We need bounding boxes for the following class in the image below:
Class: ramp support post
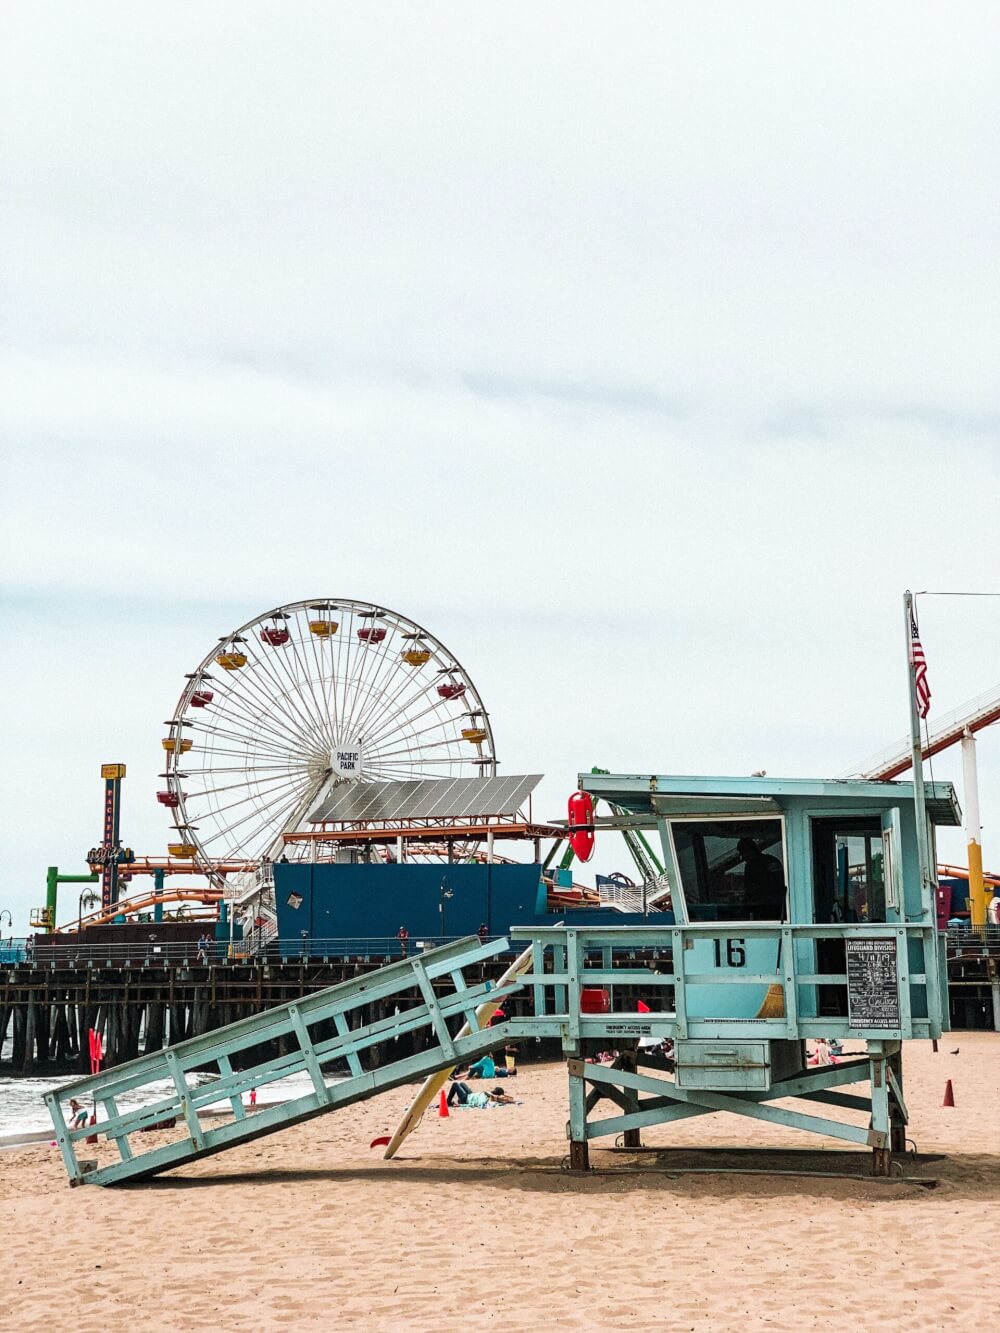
[619,1047,642,1148]
[567,1057,590,1171]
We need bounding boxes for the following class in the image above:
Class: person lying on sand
[447,1080,518,1108]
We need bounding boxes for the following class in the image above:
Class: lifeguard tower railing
[511,922,941,1042]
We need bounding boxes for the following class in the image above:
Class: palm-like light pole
[439,876,454,938]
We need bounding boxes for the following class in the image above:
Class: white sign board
[332,745,363,778]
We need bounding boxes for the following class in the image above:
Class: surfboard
[382,942,535,1159]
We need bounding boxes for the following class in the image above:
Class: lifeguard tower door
[812,816,889,1017]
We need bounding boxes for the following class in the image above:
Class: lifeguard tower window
[811,818,886,925]
[671,819,786,921]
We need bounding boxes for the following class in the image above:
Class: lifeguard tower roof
[581,772,962,826]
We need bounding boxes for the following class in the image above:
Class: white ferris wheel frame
[160,599,496,885]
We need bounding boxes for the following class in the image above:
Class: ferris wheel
[158,599,496,883]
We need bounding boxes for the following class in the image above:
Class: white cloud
[2,3,998,928]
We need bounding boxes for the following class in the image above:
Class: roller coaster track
[842,683,1000,781]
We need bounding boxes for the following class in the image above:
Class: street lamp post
[439,876,453,939]
[78,888,100,935]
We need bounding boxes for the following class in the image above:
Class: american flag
[909,607,931,718]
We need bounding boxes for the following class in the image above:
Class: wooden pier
[0,946,522,1078]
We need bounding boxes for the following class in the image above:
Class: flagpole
[904,590,933,917]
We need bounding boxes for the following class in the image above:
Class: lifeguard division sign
[846,938,901,1029]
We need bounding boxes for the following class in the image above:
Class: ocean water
[0,1035,330,1136]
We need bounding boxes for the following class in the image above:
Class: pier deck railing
[7,935,512,967]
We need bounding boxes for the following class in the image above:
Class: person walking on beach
[68,1098,89,1129]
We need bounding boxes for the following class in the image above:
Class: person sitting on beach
[68,1098,89,1129]
[809,1038,832,1066]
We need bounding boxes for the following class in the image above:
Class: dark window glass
[671,819,786,921]
[811,820,886,925]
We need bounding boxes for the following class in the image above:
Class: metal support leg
[620,1048,642,1148]
[567,1058,590,1171]
[888,1049,906,1155]
[869,1052,891,1177]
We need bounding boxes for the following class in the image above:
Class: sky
[1,3,998,931]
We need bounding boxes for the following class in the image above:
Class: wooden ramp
[46,935,522,1186]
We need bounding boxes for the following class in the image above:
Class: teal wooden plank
[164,1048,205,1152]
[288,1004,330,1102]
[886,1065,908,1122]
[781,927,798,1034]
[895,928,913,1035]
[671,928,688,1038]
[682,973,782,985]
[218,1055,246,1122]
[800,1090,873,1114]
[531,939,546,1017]
[555,942,568,1015]
[657,1084,875,1146]
[869,1055,890,1150]
[585,1101,711,1141]
[567,1062,587,1144]
[44,1092,84,1184]
[565,931,581,1046]
[410,960,457,1064]
[100,1097,133,1162]
[333,1012,364,1078]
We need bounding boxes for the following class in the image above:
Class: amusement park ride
[39,592,998,1185]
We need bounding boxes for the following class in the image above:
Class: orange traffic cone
[439,1089,450,1118]
[86,1113,98,1145]
[942,1079,955,1107]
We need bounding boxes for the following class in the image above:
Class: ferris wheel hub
[331,741,363,778]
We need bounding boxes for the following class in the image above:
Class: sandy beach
[1,1033,996,1332]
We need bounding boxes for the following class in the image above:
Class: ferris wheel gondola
[160,599,496,885]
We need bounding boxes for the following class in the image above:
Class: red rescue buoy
[567,789,595,863]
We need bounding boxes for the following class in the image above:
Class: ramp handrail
[46,934,524,1187]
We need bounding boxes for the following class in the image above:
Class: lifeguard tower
[45,767,957,1184]
[538,768,958,1175]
